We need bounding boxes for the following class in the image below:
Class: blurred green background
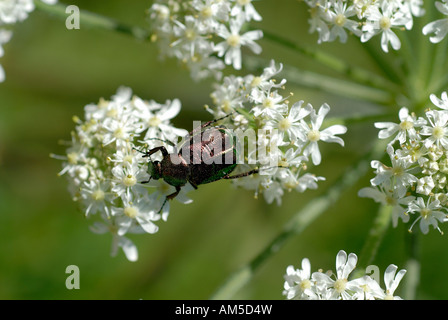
[1,0,448,299]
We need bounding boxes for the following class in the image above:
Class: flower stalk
[210,138,388,299]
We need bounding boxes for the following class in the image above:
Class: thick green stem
[210,139,387,300]
[355,205,392,274]
[34,0,149,40]
[403,232,420,300]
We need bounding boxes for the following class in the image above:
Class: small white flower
[311,250,361,300]
[374,107,426,144]
[283,258,317,300]
[300,103,347,165]
[250,88,288,118]
[370,145,418,197]
[379,264,407,300]
[408,197,448,234]
[350,275,385,300]
[423,1,448,43]
[361,1,409,52]
[111,162,150,198]
[420,109,448,149]
[358,186,414,227]
[112,194,160,236]
[326,0,362,43]
[265,101,313,142]
[430,91,448,110]
[214,17,263,70]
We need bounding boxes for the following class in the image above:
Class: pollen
[67,152,79,164]
[300,279,312,291]
[385,195,397,206]
[149,116,162,127]
[379,16,391,30]
[123,155,134,164]
[307,130,321,142]
[185,28,196,41]
[278,118,292,131]
[200,6,213,19]
[221,99,232,113]
[106,108,118,118]
[91,189,105,201]
[399,120,413,131]
[251,76,262,88]
[432,126,445,140]
[227,34,241,47]
[263,97,273,109]
[124,206,138,218]
[333,278,347,293]
[334,13,347,26]
[391,166,404,177]
[114,127,125,139]
[421,208,431,219]
[123,174,137,187]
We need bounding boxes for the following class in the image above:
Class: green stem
[323,111,398,128]
[403,232,420,300]
[354,205,392,275]
[34,0,149,40]
[210,139,388,300]
[357,37,403,84]
[259,28,400,93]
[245,56,394,105]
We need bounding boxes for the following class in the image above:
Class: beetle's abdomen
[189,162,237,186]
[187,128,237,186]
[160,154,189,187]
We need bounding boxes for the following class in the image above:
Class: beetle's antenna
[133,146,148,155]
[145,137,176,147]
[222,165,290,180]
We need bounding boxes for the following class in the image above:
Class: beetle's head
[148,160,162,180]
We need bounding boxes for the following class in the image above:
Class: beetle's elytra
[141,114,259,212]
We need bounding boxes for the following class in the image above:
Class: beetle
[139,114,259,212]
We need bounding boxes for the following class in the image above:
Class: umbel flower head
[52,86,191,261]
[283,250,406,300]
[147,0,263,81]
[359,91,448,234]
[304,0,448,52]
[206,60,347,205]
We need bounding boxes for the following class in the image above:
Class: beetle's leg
[140,177,152,184]
[143,146,168,158]
[157,186,181,214]
[223,169,259,180]
[189,181,199,190]
[166,185,182,200]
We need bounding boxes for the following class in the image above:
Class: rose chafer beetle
[139,114,259,212]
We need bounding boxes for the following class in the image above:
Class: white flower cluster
[148,0,263,81]
[283,250,406,300]
[53,86,191,261]
[359,92,448,234]
[206,60,347,205]
[303,0,448,52]
[0,0,57,82]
